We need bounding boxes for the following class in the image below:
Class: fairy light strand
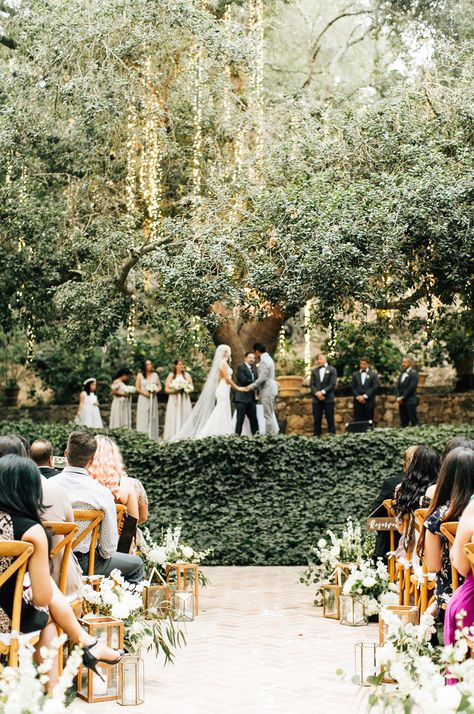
[192,45,204,213]
[304,300,313,378]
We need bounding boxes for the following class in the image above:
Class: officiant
[234,352,259,435]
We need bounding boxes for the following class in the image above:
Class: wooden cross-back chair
[116,504,127,535]
[412,508,436,614]
[382,499,398,582]
[440,521,461,592]
[72,510,104,576]
[0,541,38,667]
[43,521,79,675]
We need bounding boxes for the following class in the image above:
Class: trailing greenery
[1,420,471,565]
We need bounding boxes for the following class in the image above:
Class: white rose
[362,576,376,588]
[148,547,167,565]
[317,538,327,549]
[111,602,132,620]
[181,546,194,559]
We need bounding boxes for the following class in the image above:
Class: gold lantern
[142,583,170,618]
[166,562,200,615]
[378,605,419,644]
[118,653,144,706]
[77,617,124,703]
[334,563,357,587]
[354,642,381,686]
[172,590,195,622]
[339,595,368,627]
[322,584,341,619]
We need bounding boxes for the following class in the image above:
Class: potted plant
[275,350,304,397]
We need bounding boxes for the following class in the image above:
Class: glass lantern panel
[355,642,380,686]
[340,595,368,626]
[173,590,194,621]
[323,585,340,619]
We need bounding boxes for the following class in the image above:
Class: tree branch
[0,35,16,50]
[116,235,175,295]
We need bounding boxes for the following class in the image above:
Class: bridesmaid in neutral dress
[163,359,194,441]
[77,378,103,428]
[109,369,133,429]
[135,359,162,441]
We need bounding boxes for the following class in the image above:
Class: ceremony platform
[72,566,376,714]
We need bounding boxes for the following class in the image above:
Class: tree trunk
[212,303,283,367]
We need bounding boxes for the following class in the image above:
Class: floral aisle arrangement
[79,569,185,661]
[300,518,374,605]
[138,524,213,588]
[342,560,398,617]
[0,635,82,713]
[169,376,193,394]
[366,610,474,713]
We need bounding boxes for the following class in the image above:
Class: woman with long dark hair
[163,359,194,441]
[425,436,474,500]
[135,358,161,441]
[0,455,123,690]
[418,446,474,617]
[110,368,133,429]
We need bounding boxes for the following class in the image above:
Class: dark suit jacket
[310,365,337,404]
[38,466,61,479]
[234,363,258,404]
[369,474,402,560]
[396,369,419,405]
[351,369,380,408]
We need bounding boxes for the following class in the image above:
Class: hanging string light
[222,6,232,129]
[139,59,163,241]
[191,44,204,214]
[126,103,137,213]
[127,296,137,346]
[26,323,35,365]
[327,321,338,360]
[277,324,287,360]
[249,0,265,174]
[191,315,202,350]
[304,300,313,378]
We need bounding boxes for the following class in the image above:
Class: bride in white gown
[172,344,243,440]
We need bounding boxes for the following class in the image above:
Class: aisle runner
[72,566,377,714]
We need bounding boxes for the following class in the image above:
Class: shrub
[1,421,471,565]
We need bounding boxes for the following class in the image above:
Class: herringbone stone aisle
[72,567,377,714]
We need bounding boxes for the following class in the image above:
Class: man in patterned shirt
[51,431,144,584]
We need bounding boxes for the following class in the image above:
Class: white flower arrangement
[300,518,375,605]
[123,385,136,395]
[342,559,398,616]
[367,612,474,713]
[79,569,184,661]
[146,383,159,394]
[0,635,82,713]
[170,376,193,394]
[138,525,213,588]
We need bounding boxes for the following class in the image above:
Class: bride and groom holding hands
[173,342,278,440]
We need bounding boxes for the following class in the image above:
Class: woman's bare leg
[35,621,60,692]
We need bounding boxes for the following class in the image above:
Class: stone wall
[275,390,474,435]
[0,392,472,436]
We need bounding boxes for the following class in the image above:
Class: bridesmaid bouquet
[146,384,159,393]
[170,376,193,394]
[123,385,136,395]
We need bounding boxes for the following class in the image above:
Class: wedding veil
[172,344,230,440]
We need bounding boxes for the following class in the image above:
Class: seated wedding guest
[0,455,123,691]
[89,435,140,521]
[110,369,133,429]
[163,359,193,441]
[51,431,144,583]
[30,439,60,479]
[425,436,474,500]
[18,435,31,457]
[442,449,474,645]
[418,447,474,621]
[0,434,26,458]
[394,445,441,561]
[369,445,418,560]
[76,378,103,429]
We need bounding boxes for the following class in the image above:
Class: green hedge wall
[1,420,472,565]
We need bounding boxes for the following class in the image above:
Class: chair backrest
[414,508,428,534]
[382,499,396,517]
[43,521,78,594]
[116,505,127,535]
[0,541,35,666]
[72,510,104,576]
[440,521,458,545]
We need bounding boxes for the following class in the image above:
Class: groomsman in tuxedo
[310,353,338,437]
[234,352,259,435]
[351,356,380,423]
[396,356,419,427]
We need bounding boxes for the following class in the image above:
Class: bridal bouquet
[79,569,185,661]
[123,385,136,395]
[137,524,213,587]
[170,376,193,394]
[300,518,374,605]
[342,559,398,616]
[146,383,160,394]
[0,635,82,713]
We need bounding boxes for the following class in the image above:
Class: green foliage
[1,420,471,564]
[322,323,402,385]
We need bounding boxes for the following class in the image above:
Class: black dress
[0,511,49,634]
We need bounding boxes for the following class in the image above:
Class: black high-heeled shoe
[82,640,124,681]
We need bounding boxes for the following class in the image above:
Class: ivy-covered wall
[0,421,471,564]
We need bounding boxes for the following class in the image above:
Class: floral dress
[425,503,464,610]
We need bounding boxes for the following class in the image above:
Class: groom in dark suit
[234,352,259,435]
[310,353,338,437]
[351,356,380,423]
